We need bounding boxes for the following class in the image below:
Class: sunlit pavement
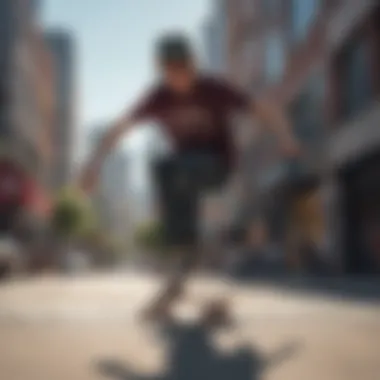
[0,273,380,380]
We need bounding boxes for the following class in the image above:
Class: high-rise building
[201,1,241,246]
[89,126,129,237]
[45,29,75,189]
[225,0,380,274]
[0,0,55,231]
[203,0,228,74]
[28,0,41,18]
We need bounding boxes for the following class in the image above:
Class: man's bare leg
[200,275,235,327]
[196,247,235,327]
[140,245,233,326]
[140,274,184,321]
[140,247,194,322]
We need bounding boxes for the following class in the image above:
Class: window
[262,0,281,19]
[264,33,285,84]
[290,0,318,43]
[242,37,256,63]
[0,1,12,73]
[290,73,324,151]
[339,37,373,120]
[241,36,258,79]
[241,0,255,18]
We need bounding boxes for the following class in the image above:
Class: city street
[0,273,379,380]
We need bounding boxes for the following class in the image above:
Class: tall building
[199,1,236,248]
[203,0,228,74]
[324,1,380,274]
[0,0,55,234]
[28,0,41,17]
[89,126,129,237]
[225,0,380,274]
[45,29,75,189]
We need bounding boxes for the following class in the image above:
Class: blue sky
[42,0,210,136]
[41,0,211,204]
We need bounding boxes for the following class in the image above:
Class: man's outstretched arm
[78,86,158,192]
[79,113,135,193]
[253,96,300,156]
[217,78,299,156]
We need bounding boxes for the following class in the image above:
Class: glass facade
[264,32,285,84]
[340,37,373,120]
[290,0,318,43]
[262,0,281,19]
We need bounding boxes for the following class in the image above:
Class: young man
[80,33,300,321]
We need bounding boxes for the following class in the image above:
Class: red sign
[25,181,51,216]
[0,161,24,204]
[0,160,51,217]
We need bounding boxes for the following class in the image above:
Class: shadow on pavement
[96,320,300,380]
[240,276,380,304]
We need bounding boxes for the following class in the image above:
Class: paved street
[0,273,380,380]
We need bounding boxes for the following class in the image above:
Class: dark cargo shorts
[153,152,229,255]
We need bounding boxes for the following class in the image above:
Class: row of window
[290,26,378,147]
[338,35,374,120]
[290,24,377,140]
[264,0,319,84]
[264,1,379,117]
[290,73,324,142]
[260,0,319,39]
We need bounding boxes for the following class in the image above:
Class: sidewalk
[242,275,380,304]
[0,274,379,380]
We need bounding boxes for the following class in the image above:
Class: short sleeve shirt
[131,75,251,167]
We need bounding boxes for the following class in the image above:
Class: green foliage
[81,225,128,262]
[51,187,97,238]
[134,220,167,254]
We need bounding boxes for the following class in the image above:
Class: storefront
[0,159,51,239]
[0,160,27,233]
[255,153,327,272]
[285,176,326,272]
[340,150,380,274]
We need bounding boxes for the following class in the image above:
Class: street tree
[134,220,168,258]
[51,187,97,240]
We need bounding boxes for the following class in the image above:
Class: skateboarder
[79,33,300,322]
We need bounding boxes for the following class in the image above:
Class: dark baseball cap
[156,33,193,64]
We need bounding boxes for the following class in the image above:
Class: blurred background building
[0,0,378,277]
[0,0,56,239]
[45,28,75,189]
[202,0,228,74]
[89,126,129,239]
[218,0,380,275]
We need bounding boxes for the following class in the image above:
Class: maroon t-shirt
[131,75,250,168]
